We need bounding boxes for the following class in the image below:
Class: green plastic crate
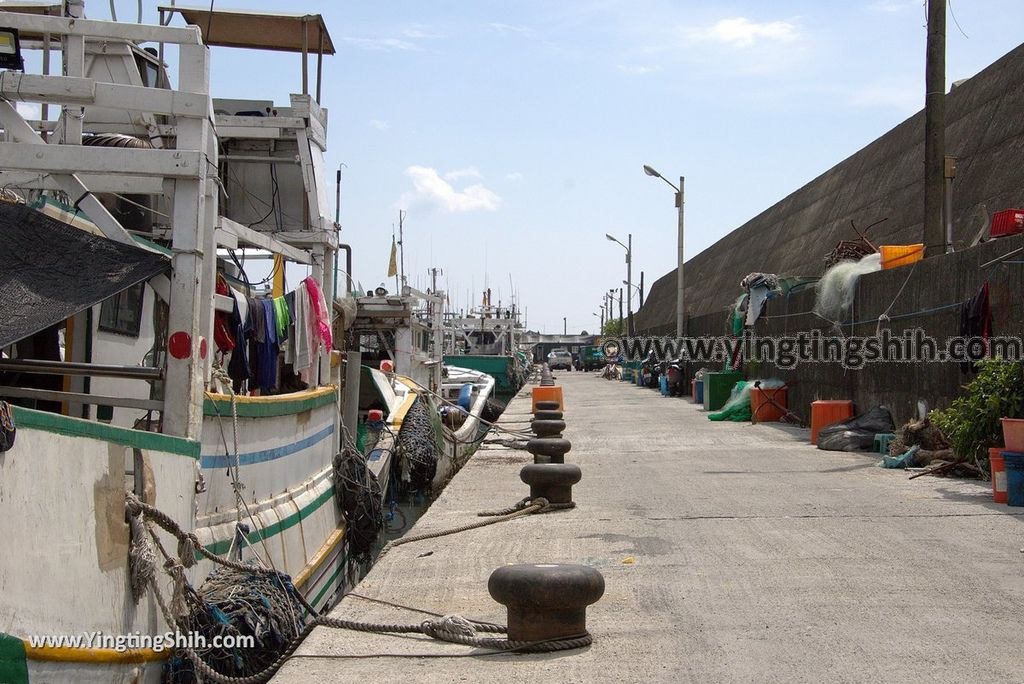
[703,371,744,411]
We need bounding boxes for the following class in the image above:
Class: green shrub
[930,360,1024,467]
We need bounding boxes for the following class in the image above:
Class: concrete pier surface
[276,373,1024,683]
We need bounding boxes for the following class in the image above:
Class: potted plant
[930,360,1024,469]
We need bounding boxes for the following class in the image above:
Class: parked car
[547,349,573,370]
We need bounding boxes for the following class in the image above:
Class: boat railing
[0,359,165,412]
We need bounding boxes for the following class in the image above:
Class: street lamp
[606,232,633,335]
[643,164,684,337]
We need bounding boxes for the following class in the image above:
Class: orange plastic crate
[810,400,854,444]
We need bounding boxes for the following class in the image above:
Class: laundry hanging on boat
[291,281,315,382]
[216,274,331,394]
[304,276,333,350]
[273,295,290,343]
[227,288,252,391]
[213,274,236,354]
[256,298,279,393]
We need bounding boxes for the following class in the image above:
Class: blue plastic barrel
[1004,451,1024,507]
[695,380,704,405]
[457,383,473,411]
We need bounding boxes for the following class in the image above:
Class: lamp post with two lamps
[643,164,684,337]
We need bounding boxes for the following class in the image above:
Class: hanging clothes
[273,295,290,343]
[303,277,333,350]
[227,288,252,392]
[960,282,992,374]
[256,298,279,393]
[213,274,236,353]
[291,284,314,381]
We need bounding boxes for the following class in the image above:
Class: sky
[95,1,1024,332]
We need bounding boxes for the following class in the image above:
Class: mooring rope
[127,491,587,683]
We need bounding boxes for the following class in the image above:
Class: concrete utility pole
[675,176,684,337]
[643,165,685,337]
[924,0,946,257]
[626,234,632,335]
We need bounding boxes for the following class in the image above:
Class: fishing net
[395,396,440,495]
[813,252,881,322]
[708,379,786,422]
[167,566,306,682]
[333,447,383,564]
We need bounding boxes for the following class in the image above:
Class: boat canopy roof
[158,6,335,54]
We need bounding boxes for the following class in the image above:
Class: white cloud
[443,167,482,182]
[504,171,524,181]
[343,36,421,52]
[401,26,444,39]
[487,22,534,36]
[617,64,658,75]
[369,119,389,131]
[400,166,502,213]
[689,17,800,48]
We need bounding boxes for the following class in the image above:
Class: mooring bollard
[488,563,604,642]
[527,437,571,463]
[520,462,580,503]
[531,419,565,438]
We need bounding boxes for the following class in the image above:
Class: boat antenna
[398,210,406,288]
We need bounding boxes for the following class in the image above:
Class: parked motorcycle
[640,351,661,389]
[665,358,686,397]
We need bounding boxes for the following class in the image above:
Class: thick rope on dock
[125,491,589,684]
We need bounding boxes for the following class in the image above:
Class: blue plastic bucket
[695,380,704,405]
[659,375,669,395]
[1004,451,1024,507]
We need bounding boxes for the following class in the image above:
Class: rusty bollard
[488,563,604,642]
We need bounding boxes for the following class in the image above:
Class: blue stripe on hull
[201,423,335,468]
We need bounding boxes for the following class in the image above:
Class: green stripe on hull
[200,486,336,558]
[203,390,337,418]
[11,406,199,459]
[310,552,349,610]
[0,632,29,684]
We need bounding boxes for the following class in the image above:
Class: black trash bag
[816,405,895,452]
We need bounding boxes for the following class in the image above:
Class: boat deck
[276,372,1024,683]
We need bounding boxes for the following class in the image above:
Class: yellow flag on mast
[387,237,398,278]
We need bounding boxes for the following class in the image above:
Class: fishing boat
[443,289,530,405]
[348,286,497,501]
[0,4,356,681]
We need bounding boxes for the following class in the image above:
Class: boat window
[98,283,144,337]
